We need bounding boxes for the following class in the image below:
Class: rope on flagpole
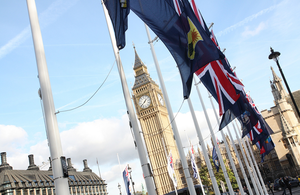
[139,98,185,136]
[55,60,116,114]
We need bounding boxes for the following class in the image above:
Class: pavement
[266,185,300,195]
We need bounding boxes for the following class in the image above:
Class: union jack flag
[195,60,240,116]
[167,151,177,187]
[123,165,132,195]
[190,145,199,179]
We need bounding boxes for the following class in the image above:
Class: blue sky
[1,0,300,194]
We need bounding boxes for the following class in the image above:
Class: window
[69,175,76,181]
[181,177,186,184]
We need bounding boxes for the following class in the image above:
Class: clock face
[157,93,164,106]
[138,95,151,109]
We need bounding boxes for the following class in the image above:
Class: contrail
[216,3,281,37]
[0,0,80,59]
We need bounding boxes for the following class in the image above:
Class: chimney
[1,152,8,165]
[67,158,76,172]
[27,154,39,171]
[0,152,12,172]
[83,159,92,172]
[48,157,52,171]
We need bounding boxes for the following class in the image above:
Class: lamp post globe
[268,47,300,118]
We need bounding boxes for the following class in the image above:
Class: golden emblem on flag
[187,17,203,60]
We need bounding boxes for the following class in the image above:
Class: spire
[132,46,158,90]
[270,66,287,99]
[133,45,146,70]
[271,66,281,83]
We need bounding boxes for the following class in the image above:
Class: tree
[199,158,238,192]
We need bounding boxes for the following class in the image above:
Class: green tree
[199,158,237,192]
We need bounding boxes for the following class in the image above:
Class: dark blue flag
[219,91,272,144]
[212,146,219,172]
[122,166,132,195]
[104,0,130,49]
[130,0,224,98]
[260,136,275,162]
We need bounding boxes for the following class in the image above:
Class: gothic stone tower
[261,67,300,173]
[131,48,183,195]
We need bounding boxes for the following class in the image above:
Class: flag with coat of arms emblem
[130,0,224,98]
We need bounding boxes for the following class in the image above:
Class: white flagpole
[227,127,253,195]
[235,123,266,195]
[194,79,234,195]
[117,153,126,195]
[102,3,156,195]
[208,93,245,195]
[241,135,264,195]
[144,24,196,195]
[232,122,260,195]
[185,131,206,195]
[96,158,102,178]
[162,139,178,195]
[192,78,220,195]
[245,136,269,195]
[186,97,216,195]
[26,1,70,194]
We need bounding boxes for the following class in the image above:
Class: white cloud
[217,3,279,37]
[0,125,28,152]
[28,114,137,169]
[242,22,266,38]
[2,109,220,194]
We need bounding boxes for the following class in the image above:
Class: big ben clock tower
[131,47,184,195]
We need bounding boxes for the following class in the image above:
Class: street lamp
[268,47,300,118]
[127,165,136,195]
[118,183,122,195]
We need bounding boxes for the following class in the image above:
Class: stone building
[259,67,300,180]
[0,152,107,195]
[131,48,185,195]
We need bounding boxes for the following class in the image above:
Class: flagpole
[234,121,264,195]
[208,93,245,195]
[232,122,260,195]
[144,24,196,195]
[240,135,264,195]
[184,131,206,195]
[162,139,178,195]
[186,97,217,195]
[192,78,220,195]
[26,1,70,194]
[244,136,269,195]
[227,127,253,195]
[235,123,267,195]
[96,158,102,178]
[117,153,126,195]
[194,78,234,195]
[102,3,156,195]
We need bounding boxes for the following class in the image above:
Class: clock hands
[141,99,147,106]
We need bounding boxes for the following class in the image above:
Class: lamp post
[268,47,300,118]
[127,165,136,195]
[118,183,122,195]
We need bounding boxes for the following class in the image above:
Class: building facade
[259,67,300,180]
[0,152,107,195]
[131,48,185,195]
